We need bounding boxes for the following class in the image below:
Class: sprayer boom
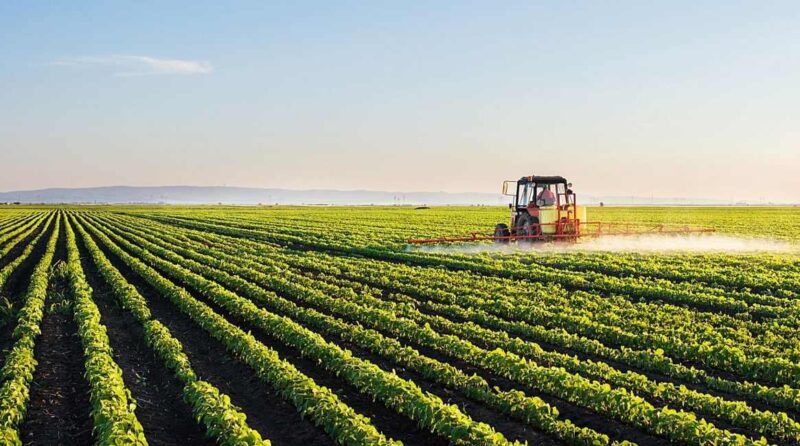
[407,174,715,245]
[408,221,715,245]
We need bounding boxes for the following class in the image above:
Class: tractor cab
[496,175,586,241]
[509,176,573,210]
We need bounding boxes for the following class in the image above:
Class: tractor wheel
[493,223,510,244]
[516,214,541,241]
[560,217,576,234]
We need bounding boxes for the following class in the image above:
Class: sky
[1,1,798,203]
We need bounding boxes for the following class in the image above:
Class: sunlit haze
[1,1,798,203]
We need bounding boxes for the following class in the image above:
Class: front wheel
[516,214,541,241]
[493,223,510,244]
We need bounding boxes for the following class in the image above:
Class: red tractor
[492,175,584,242]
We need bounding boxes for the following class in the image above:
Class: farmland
[0,206,797,445]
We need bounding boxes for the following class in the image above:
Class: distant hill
[0,185,746,206]
[0,186,506,205]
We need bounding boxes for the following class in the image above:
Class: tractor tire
[560,217,576,235]
[493,223,510,244]
[516,214,541,241]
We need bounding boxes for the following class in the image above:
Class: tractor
[493,175,585,242]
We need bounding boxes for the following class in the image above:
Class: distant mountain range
[0,185,767,206]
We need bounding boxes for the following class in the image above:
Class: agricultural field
[0,206,798,446]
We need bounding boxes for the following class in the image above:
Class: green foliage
[0,214,60,440]
[71,214,269,445]
[0,297,15,328]
[63,216,148,445]
[0,204,797,446]
[77,215,393,445]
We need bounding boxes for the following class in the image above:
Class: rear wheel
[493,224,510,244]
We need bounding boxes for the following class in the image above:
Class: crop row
[0,213,44,244]
[521,252,800,297]
[63,215,148,443]
[0,213,49,260]
[0,213,60,444]
[0,213,56,291]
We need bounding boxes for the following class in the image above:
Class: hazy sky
[1,1,798,202]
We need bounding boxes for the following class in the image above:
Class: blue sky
[1,1,798,202]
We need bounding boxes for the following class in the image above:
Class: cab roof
[518,175,568,185]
